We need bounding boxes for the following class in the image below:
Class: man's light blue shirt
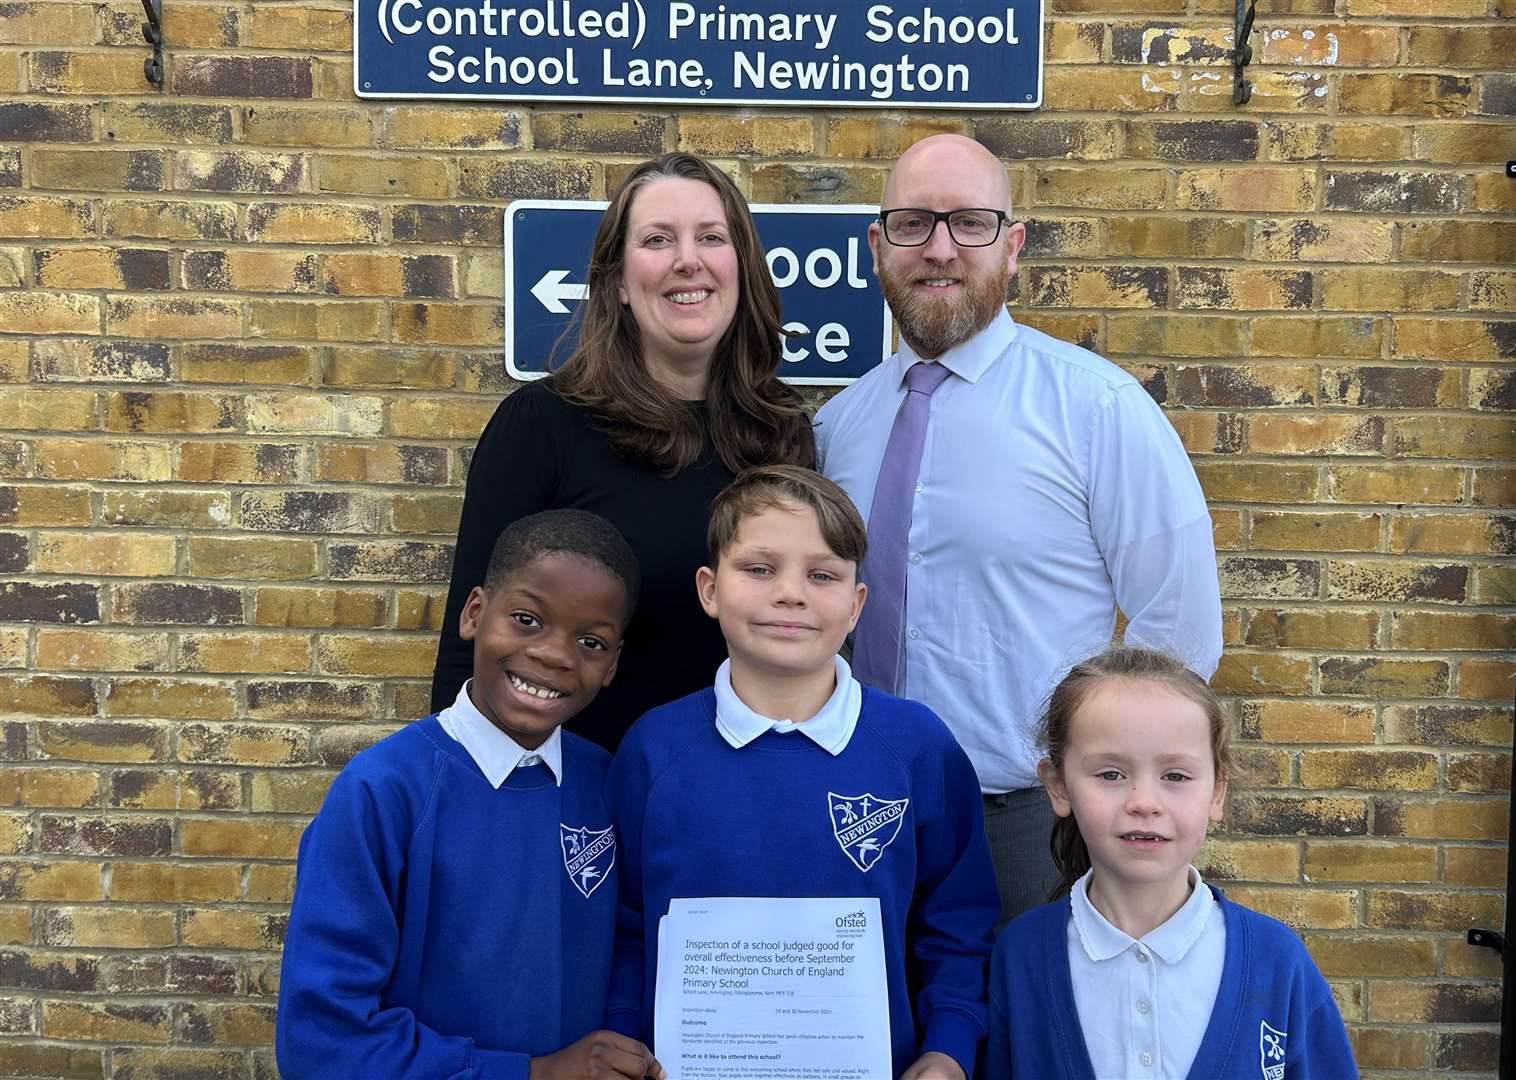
[816,310,1222,791]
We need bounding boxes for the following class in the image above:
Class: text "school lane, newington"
[356,0,1044,109]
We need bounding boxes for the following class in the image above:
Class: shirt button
[909,627,921,639]
[909,553,923,565]
[1134,950,1148,964]
[1140,1051,1153,1067]
[1136,999,1151,1014]
[914,482,924,494]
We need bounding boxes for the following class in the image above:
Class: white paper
[654,897,892,1080]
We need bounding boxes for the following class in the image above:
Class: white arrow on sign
[531,269,589,315]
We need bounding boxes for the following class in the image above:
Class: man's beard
[879,256,1010,359]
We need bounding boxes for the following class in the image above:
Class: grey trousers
[982,786,1060,932]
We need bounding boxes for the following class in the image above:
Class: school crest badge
[1259,1019,1287,1080]
[828,792,908,872]
[559,823,615,899]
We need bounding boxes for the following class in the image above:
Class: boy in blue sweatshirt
[607,466,999,1080]
[277,510,664,1080]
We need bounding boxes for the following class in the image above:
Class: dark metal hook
[1233,0,1258,106]
[140,0,164,88]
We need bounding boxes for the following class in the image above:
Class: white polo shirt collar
[713,655,862,756]
[436,680,563,787]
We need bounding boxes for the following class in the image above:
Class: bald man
[816,135,1223,925]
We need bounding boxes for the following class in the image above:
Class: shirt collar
[713,655,862,755]
[892,308,1017,387]
[436,681,563,787]
[1070,866,1215,964]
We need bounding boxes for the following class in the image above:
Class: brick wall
[0,0,1511,1075]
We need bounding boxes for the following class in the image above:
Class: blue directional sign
[504,201,890,385]
[355,1,1043,110]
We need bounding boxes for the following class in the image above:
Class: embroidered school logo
[559,823,615,899]
[827,792,908,872]
[1259,1020,1288,1080]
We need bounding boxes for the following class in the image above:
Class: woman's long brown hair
[549,153,815,476]
[1040,646,1237,900]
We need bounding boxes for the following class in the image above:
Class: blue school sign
[355,1,1043,109]
[504,201,890,385]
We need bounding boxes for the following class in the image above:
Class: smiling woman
[431,153,817,751]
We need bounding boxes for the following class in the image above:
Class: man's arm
[1086,382,1223,678]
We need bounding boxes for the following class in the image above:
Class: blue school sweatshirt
[983,886,1356,1080]
[275,715,618,1080]
[605,687,999,1078]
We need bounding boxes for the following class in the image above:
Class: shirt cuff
[921,1010,982,1078]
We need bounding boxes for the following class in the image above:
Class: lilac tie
[852,361,952,693]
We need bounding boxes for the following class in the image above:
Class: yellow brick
[105,297,241,339]
[316,636,434,678]
[680,115,814,157]
[246,393,384,436]
[1394,318,1515,362]
[395,590,447,631]
[249,771,335,814]
[1391,514,1509,556]
[1241,701,1375,744]
[181,908,286,949]
[1043,68,1179,112]
[246,299,387,342]
[1352,1028,1431,1071]
[1195,462,1320,504]
[1444,847,1507,889]
[253,587,389,629]
[1339,72,1472,117]
[1300,750,1438,791]
[0,859,103,901]
[1459,659,1515,701]
[246,864,296,903]
[185,537,317,580]
[1394,417,1515,461]
[1196,838,1300,883]
[176,442,308,484]
[43,1000,172,1043]
[1250,316,1383,360]
[1033,168,1166,210]
[392,303,501,347]
[1176,167,1316,211]
[111,861,240,902]
[0,292,99,335]
[103,679,237,721]
[1225,885,1359,930]
[1309,935,1436,978]
[825,116,966,159]
[387,399,497,440]
[40,906,175,948]
[0,388,96,430]
[181,818,304,859]
[323,348,456,389]
[1327,466,1463,505]
[1249,416,1383,456]
[1320,270,1461,313]
[1250,512,1381,553]
[385,106,522,150]
[36,630,171,673]
[1213,651,1312,694]
[178,721,309,766]
[246,6,351,49]
[179,633,312,674]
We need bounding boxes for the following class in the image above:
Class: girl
[983,647,1354,1079]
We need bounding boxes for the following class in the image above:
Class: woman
[431,152,816,751]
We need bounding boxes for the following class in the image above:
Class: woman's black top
[430,379,735,752]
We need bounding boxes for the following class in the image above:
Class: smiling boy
[606,466,999,1080]
[277,510,663,1080]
